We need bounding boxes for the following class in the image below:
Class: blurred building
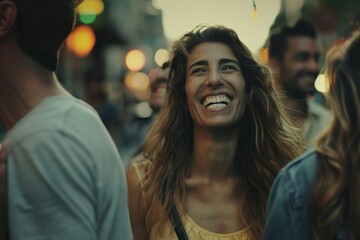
[57,0,169,163]
[60,0,167,92]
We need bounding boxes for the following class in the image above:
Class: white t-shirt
[5,96,132,240]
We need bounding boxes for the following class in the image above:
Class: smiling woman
[185,42,246,128]
[126,25,305,240]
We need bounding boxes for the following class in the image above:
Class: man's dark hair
[268,19,317,61]
[12,0,83,71]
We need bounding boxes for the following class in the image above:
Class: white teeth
[207,103,227,109]
[203,95,231,108]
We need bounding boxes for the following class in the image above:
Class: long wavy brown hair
[310,33,360,239]
[141,25,304,239]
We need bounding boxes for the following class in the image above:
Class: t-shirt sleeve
[93,134,133,240]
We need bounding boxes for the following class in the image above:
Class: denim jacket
[263,150,347,240]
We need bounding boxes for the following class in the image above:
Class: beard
[283,70,319,99]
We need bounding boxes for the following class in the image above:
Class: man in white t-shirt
[0,0,132,239]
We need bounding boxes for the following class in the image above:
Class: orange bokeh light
[66,25,96,58]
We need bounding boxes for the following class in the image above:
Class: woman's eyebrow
[219,58,239,66]
[188,58,239,71]
[188,60,208,71]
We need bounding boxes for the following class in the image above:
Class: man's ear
[0,0,17,37]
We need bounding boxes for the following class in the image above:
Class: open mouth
[202,94,231,109]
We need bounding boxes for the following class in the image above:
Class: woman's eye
[222,65,238,72]
[191,67,207,75]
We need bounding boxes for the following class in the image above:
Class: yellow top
[131,161,251,240]
[152,214,251,240]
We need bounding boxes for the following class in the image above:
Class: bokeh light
[154,49,169,66]
[134,102,153,118]
[125,50,146,71]
[124,72,150,91]
[79,14,97,24]
[315,74,329,93]
[133,88,151,102]
[66,25,96,58]
[77,0,104,15]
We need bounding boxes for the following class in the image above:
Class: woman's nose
[206,70,223,87]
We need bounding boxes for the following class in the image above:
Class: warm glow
[77,0,104,15]
[134,102,153,118]
[125,50,146,71]
[259,47,268,64]
[133,88,151,102]
[66,25,96,58]
[154,49,169,66]
[315,74,329,93]
[124,72,150,91]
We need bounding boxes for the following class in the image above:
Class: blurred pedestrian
[268,19,330,148]
[263,31,360,240]
[83,66,120,143]
[0,0,132,239]
[148,60,170,114]
[129,60,170,163]
[126,25,304,240]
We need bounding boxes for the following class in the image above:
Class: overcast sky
[154,0,281,53]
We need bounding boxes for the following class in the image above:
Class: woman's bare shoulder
[126,159,152,187]
[126,160,151,240]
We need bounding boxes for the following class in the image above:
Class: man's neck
[0,68,69,130]
[283,95,309,128]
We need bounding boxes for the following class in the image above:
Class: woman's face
[185,42,246,129]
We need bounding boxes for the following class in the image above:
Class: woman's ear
[0,0,17,37]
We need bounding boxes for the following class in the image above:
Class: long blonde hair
[310,33,360,239]
[141,25,304,239]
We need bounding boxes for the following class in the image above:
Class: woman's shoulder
[126,158,153,187]
[126,159,152,240]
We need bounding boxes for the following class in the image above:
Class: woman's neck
[190,125,239,180]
